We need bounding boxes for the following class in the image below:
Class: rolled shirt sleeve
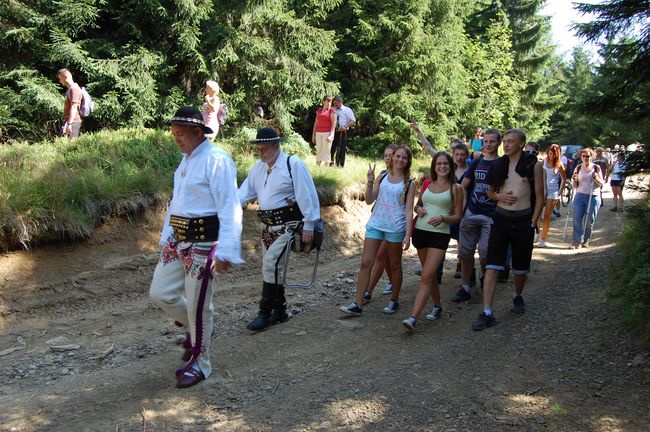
[291,158,321,231]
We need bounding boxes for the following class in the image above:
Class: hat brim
[169,120,213,135]
[249,136,283,144]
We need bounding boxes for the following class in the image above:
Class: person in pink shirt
[311,96,337,166]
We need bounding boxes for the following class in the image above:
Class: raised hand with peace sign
[367,163,376,183]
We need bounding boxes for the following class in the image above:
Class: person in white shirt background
[149,107,243,389]
[239,128,321,333]
[330,96,356,168]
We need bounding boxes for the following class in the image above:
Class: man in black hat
[149,106,243,388]
[239,127,321,332]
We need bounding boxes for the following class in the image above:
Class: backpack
[79,87,94,117]
[217,102,228,126]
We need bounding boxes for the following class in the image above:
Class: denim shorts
[365,225,405,243]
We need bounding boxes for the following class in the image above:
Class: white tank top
[543,160,561,193]
[367,176,407,233]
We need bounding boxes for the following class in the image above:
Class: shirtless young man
[472,129,544,331]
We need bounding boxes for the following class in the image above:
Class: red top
[315,107,335,133]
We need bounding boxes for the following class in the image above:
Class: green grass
[607,196,650,347]
[0,128,433,250]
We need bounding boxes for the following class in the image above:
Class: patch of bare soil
[0,186,648,431]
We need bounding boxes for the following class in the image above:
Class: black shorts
[610,179,624,188]
[485,212,534,275]
[412,228,451,250]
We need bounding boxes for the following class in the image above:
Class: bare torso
[498,161,532,211]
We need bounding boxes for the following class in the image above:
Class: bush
[607,196,650,347]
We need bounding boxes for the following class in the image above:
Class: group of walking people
[339,125,545,332]
[145,94,625,390]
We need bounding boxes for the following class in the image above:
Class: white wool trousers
[150,240,216,377]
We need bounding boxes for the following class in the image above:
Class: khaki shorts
[315,132,332,163]
[458,210,492,261]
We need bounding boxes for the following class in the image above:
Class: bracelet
[440,215,445,223]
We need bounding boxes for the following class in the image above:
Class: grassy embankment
[0,128,430,250]
[607,197,650,347]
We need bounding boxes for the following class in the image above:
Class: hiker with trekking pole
[570,148,605,249]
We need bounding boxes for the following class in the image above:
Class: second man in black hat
[239,128,321,332]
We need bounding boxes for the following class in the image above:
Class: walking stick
[561,185,572,242]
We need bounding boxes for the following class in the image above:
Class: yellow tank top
[415,187,452,234]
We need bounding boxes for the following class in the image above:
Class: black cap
[170,106,213,135]
[249,127,282,144]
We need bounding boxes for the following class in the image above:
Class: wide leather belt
[169,214,219,242]
[256,204,303,226]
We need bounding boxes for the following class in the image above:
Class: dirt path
[0,186,648,432]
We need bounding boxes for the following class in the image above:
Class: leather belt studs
[169,214,220,242]
[256,204,303,226]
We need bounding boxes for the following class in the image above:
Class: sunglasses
[582,154,591,158]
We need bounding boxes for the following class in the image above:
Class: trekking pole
[581,179,596,244]
[561,185,572,242]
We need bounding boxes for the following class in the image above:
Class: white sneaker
[382,283,393,295]
[383,300,399,314]
[425,306,442,321]
[402,316,416,330]
[537,239,546,248]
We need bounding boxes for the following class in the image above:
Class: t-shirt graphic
[466,158,497,216]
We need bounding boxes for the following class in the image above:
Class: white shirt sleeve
[238,165,258,206]
[208,155,244,264]
[291,158,321,231]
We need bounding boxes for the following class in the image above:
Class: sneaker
[512,295,526,314]
[383,300,399,314]
[537,239,546,248]
[451,287,471,303]
[454,263,462,279]
[362,291,372,304]
[609,207,618,212]
[402,316,417,330]
[382,283,393,295]
[415,267,422,276]
[425,306,443,321]
[339,303,362,316]
[553,209,561,218]
[472,312,496,331]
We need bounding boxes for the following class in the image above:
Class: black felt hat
[170,106,213,135]
[249,127,283,144]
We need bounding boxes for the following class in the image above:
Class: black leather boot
[247,282,275,332]
[270,284,290,325]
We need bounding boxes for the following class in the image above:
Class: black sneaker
[451,287,471,303]
[512,295,525,314]
[363,291,372,304]
[472,312,496,331]
[553,208,561,218]
[339,303,362,316]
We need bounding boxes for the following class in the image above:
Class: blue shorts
[365,225,405,243]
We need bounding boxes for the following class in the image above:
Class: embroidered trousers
[150,240,216,377]
[262,222,301,285]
